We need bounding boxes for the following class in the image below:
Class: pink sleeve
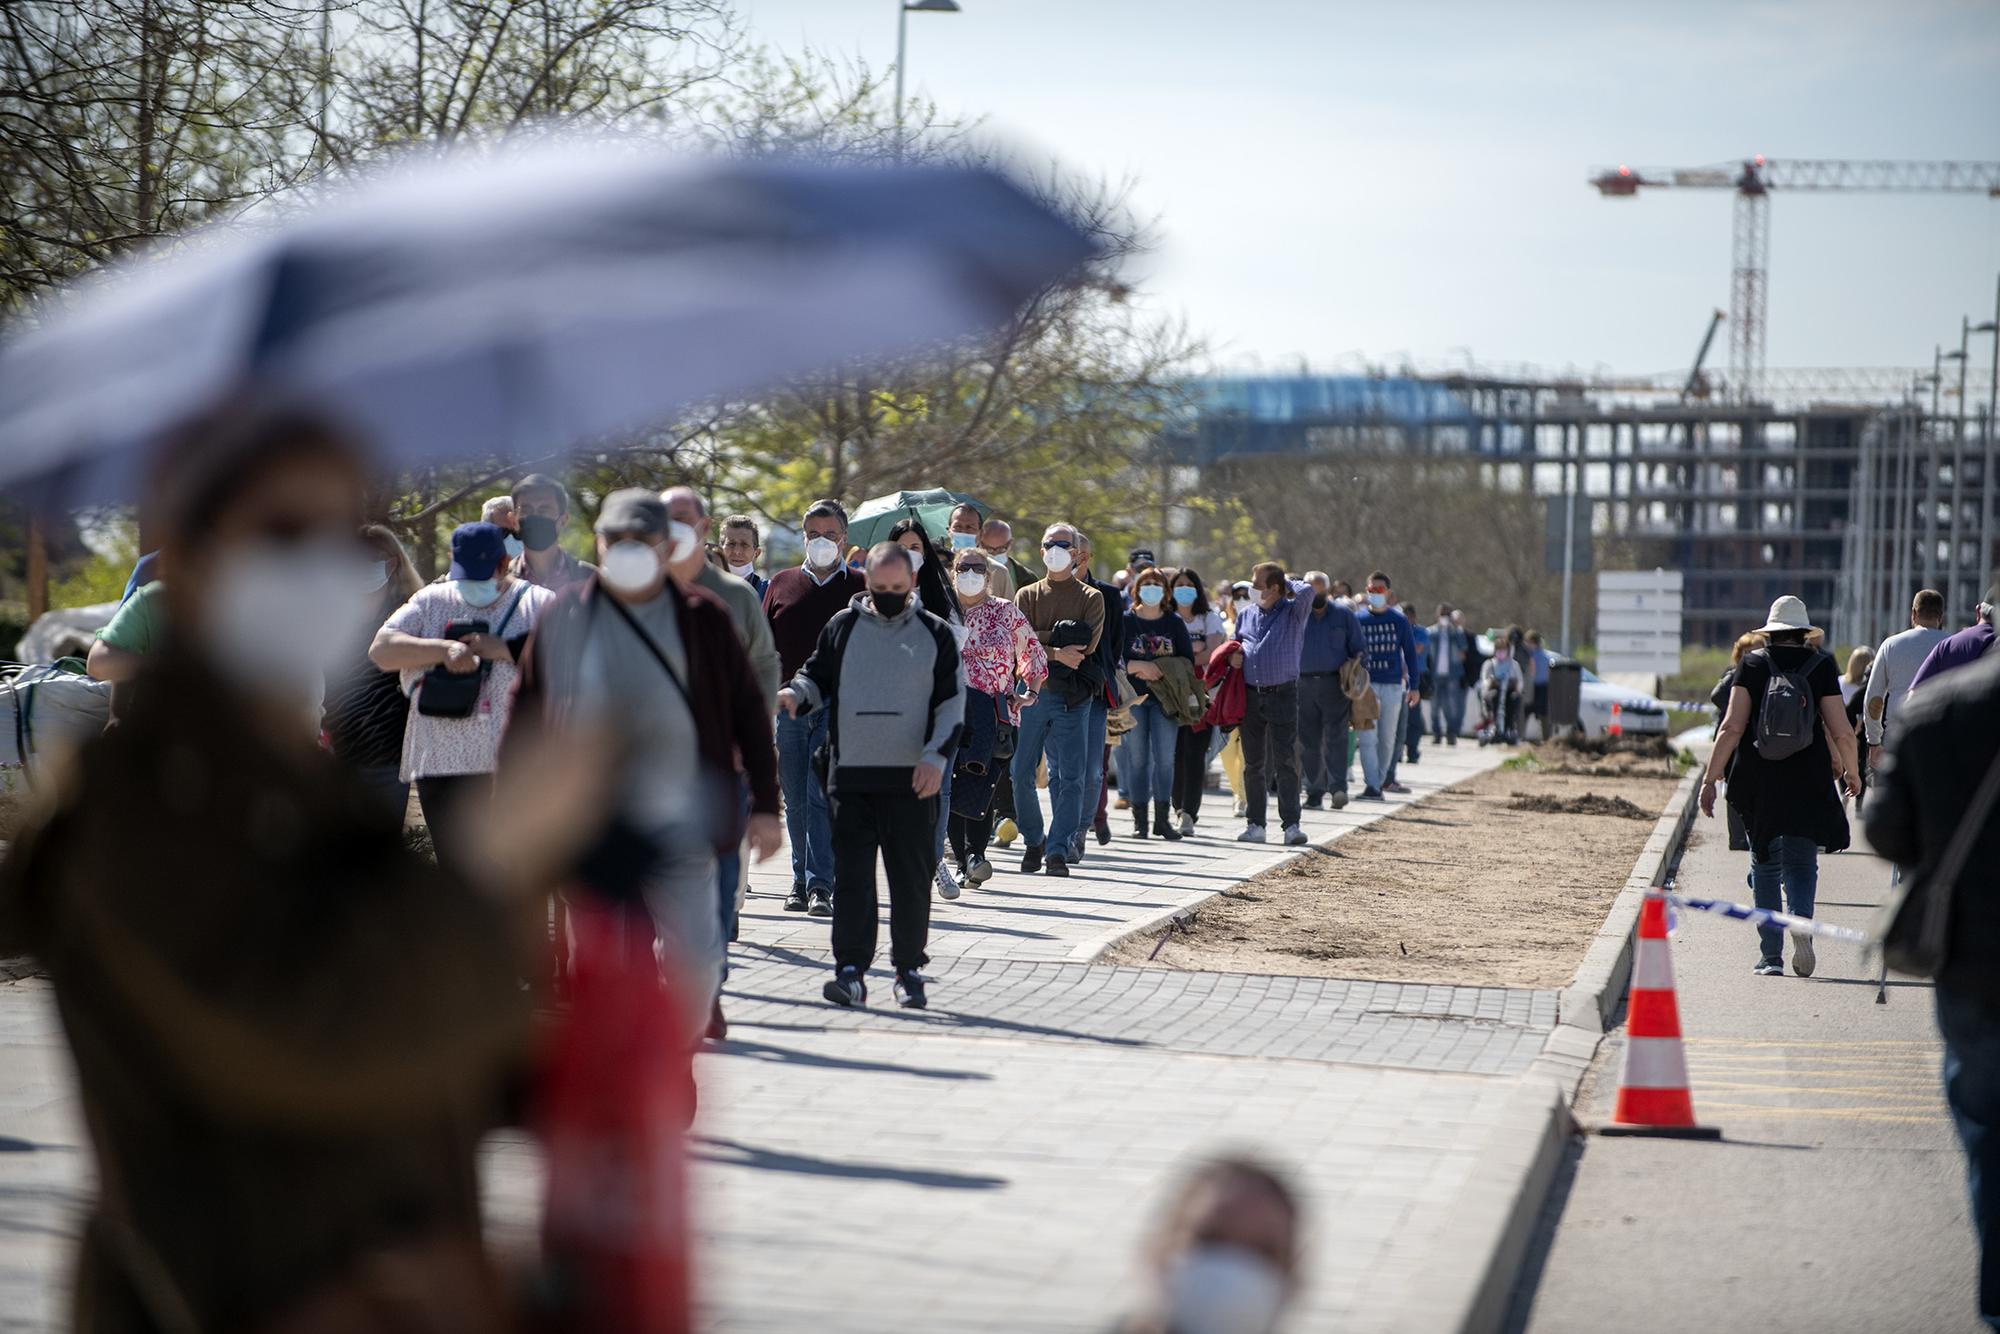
[1013,605,1049,681]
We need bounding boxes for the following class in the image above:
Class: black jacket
[1085,572,1124,703]
[1045,618,1103,708]
[1864,654,2000,1003]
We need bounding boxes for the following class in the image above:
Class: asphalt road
[1510,818,1984,1334]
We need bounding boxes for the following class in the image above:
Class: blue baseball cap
[448,522,508,580]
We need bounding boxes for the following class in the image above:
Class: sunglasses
[1042,540,1073,550]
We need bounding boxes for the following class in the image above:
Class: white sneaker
[935,863,961,901]
[1790,930,1816,978]
[1237,824,1267,844]
[1283,824,1309,846]
[1178,812,1196,836]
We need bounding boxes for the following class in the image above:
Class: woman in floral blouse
[944,546,1049,891]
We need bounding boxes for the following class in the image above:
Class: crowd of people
[78,463,1556,1027]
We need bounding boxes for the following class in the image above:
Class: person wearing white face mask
[942,547,1047,893]
[509,489,780,1047]
[1,404,560,1331]
[371,520,555,880]
[718,513,767,597]
[322,523,424,827]
[482,495,524,565]
[761,498,866,915]
[1117,1156,1302,1334]
[661,488,782,1034]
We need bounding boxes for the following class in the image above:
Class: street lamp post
[1975,275,2000,599]
[893,0,961,161]
[1948,324,1971,619]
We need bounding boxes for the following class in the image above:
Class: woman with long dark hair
[888,516,961,629]
[323,523,425,828]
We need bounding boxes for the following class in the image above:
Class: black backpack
[1752,648,1827,761]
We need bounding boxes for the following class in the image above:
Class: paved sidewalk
[1512,824,1981,1334]
[1,740,1564,1333]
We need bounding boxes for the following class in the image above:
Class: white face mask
[1163,1246,1289,1334]
[950,532,978,550]
[954,570,988,597]
[454,578,501,608]
[729,561,757,580]
[199,541,376,699]
[902,544,924,571]
[1043,545,1073,574]
[805,536,841,570]
[361,561,389,594]
[602,539,663,593]
[502,534,525,561]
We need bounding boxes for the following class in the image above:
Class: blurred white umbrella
[0,138,1094,503]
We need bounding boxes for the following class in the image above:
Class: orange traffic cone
[1600,893,1720,1139]
[1608,702,1623,737]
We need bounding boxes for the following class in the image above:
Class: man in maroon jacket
[761,499,866,915]
[509,490,779,1043]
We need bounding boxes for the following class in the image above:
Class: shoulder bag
[1877,741,2000,977]
[416,586,527,719]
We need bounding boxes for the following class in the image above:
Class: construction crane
[1589,158,2000,402]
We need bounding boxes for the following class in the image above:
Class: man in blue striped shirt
[1234,562,1315,846]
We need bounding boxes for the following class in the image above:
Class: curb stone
[1419,767,1700,1334]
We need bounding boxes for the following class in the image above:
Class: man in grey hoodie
[778,542,965,1009]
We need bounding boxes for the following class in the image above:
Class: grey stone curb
[1422,766,1701,1334]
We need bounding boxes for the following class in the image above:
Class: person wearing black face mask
[510,473,594,593]
[778,543,965,1010]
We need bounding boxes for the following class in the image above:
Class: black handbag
[415,588,526,718]
[1877,743,2000,977]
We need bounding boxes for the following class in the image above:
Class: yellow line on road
[1696,1105,1953,1125]
[1697,1080,1947,1096]
[1685,1039,1939,1050]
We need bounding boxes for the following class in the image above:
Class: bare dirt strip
[1108,748,1683,989]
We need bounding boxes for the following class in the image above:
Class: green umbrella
[846,488,989,551]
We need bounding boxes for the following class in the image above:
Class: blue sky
[740,0,2000,378]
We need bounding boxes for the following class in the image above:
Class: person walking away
[1523,630,1552,741]
[1297,572,1365,811]
[1074,532,1125,858]
[1863,652,2000,1331]
[1111,1157,1303,1334]
[763,500,867,916]
[371,522,554,882]
[718,513,767,598]
[978,517,1018,600]
[1698,596,1860,976]
[510,490,780,1044]
[1841,645,1873,801]
[780,544,963,1009]
[1010,524,1105,878]
[1121,567,1195,841]
[1864,589,1950,765]
[1711,632,1768,850]
[1428,604,1469,744]
[1233,563,1313,846]
[946,547,1047,891]
[0,404,556,1333]
[1910,587,2000,690]
[1355,572,1419,799]
[1170,569,1228,834]
[323,524,425,828]
[510,473,595,593]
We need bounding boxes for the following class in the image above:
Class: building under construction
[1164,365,1999,649]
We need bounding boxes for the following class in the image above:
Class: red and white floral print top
[958,596,1048,724]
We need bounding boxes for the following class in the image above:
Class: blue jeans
[1122,700,1178,806]
[1011,691,1090,854]
[1938,987,2000,1329]
[1747,833,1818,964]
[715,778,749,975]
[1360,683,1404,792]
[1077,695,1110,850]
[1433,681,1467,738]
[776,708,833,893]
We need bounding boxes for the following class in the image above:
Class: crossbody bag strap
[599,591,696,714]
